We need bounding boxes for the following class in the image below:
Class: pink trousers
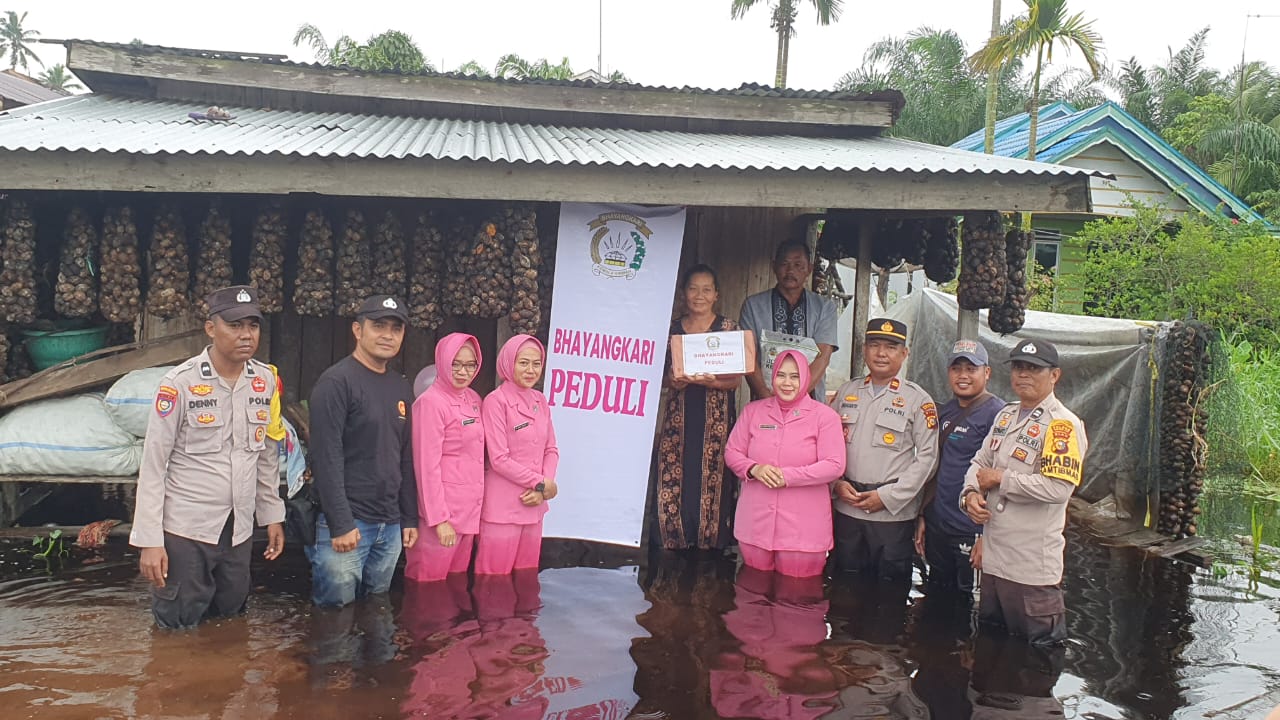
[739,542,827,578]
[474,520,543,575]
[404,529,475,583]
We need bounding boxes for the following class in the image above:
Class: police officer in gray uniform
[130,285,286,629]
[829,318,939,579]
[962,339,1088,645]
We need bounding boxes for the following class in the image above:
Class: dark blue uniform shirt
[925,393,1006,537]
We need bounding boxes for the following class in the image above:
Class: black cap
[206,285,263,321]
[356,295,409,323]
[865,318,907,343]
[1007,339,1059,367]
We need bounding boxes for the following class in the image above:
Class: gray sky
[16,1,1280,94]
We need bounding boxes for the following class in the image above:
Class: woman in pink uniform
[724,349,845,577]
[476,334,560,575]
[406,332,485,582]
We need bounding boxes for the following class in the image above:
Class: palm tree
[494,54,575,81]
[0,10,41,72]
[730,0,842,88]
[292,24,432,73]
[982,0,1001,153]
[454,60,491,78]
[970,0,1103,161]
[37,63,81,93]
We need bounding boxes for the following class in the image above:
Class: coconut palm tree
[292,24,432,73]
[970,0,1103,160]
[494,54,575,81]
[729,0,842,88]
[454,60,491,78]
[0,10,41,72]
[37,63,81,93]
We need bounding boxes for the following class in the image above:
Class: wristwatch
[535,481,546,494]
[959,487,979,511]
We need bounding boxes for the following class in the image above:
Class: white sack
[104,366,174,437]
[0,393,143,476]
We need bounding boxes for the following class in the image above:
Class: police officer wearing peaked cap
[962,339,1088,645]
[828,318,940,581]
[130,285,287,629]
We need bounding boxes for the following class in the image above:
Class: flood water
[2,494,1279,719]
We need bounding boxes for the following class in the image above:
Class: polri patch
[155,385,178,417]
[252,376,268,393]
[892,396,905,408]
[1012,447,1029,462]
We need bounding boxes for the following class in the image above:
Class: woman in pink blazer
[724,349,845,577]
[476,334,560,575]
[406,332,485,582]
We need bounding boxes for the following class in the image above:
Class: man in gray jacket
[963,339,1088,645]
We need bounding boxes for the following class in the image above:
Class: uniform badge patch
[1012,447,1029,462]
[922,402,938,429]
[892,396,905,408]
[251,377,268,393]
[1041,419,1084,486]
[255,426,266,442]
[189,384,213,397]
[196,413,217,424]
[889,378,901,391]
[1027,424,1041,438]
[398,400,407,417]
[882,432,896,445]
[844,394,859,402]
[256,409,269,422]
[155,385,178,417]
[997,413,1011,428]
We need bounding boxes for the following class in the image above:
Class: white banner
[543,203,686,545]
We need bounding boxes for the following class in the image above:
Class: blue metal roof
[951,101,1265,222]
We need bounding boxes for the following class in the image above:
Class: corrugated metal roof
[54,39,903,104]
[0,71,63,106]
[0,95,1105,178]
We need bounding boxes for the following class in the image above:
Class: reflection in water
[1,520,1279,719]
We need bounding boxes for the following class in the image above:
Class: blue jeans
[306,515,402,607]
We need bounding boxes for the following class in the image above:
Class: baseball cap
[948,339,989,367]
[356,295,409,323]
[865,318,907,343]
[206,285,263,322]
[1007,339,1059,367]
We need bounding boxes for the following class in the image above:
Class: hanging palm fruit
[444,214,510,319]
[99,206,143,324]
[901,219,929,267]
[506,205,541,336]
[0,198,38,324]
[871,218,905,270]
[816,215,858,260]
[956,212,1007,310]
[145,205,191,319]
[192,202,234,317]
[248,202,286,314]
[1157,321,1211,539]
[334,209,373,317]
[370,210,408,299]
[988,229,1030,334]
[536,215,557,341]
[922,217,959,283]
[293,209,335,317]
[55,206,99,319]
[407,212,445,330]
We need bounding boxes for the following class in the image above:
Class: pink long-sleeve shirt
[413,333,486,534]
[482,382,559,524]
[724,349,846,553]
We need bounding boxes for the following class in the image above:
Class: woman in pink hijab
[724,349,845,577]
[476,334,560,575]
[406,332,485,582]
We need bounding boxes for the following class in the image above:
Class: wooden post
[850,216,875,378]
[958,309,979,341]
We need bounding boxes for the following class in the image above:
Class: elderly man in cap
[307,295,418,607]
[828,318,939,580]
[915,340,1006,594]
[962,339,1088,645]
[131,285,286,629]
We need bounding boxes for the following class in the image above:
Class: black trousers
[978,572,1068,646]
[924,525,978,593]
[833,512,914,580]
[151,514,252,629]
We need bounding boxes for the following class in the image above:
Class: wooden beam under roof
[3,151,1095,214]
[65,42,900,130]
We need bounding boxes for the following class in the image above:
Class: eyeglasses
[451,362,479,374]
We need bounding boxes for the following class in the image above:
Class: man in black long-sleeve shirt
[306,295,419,607]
